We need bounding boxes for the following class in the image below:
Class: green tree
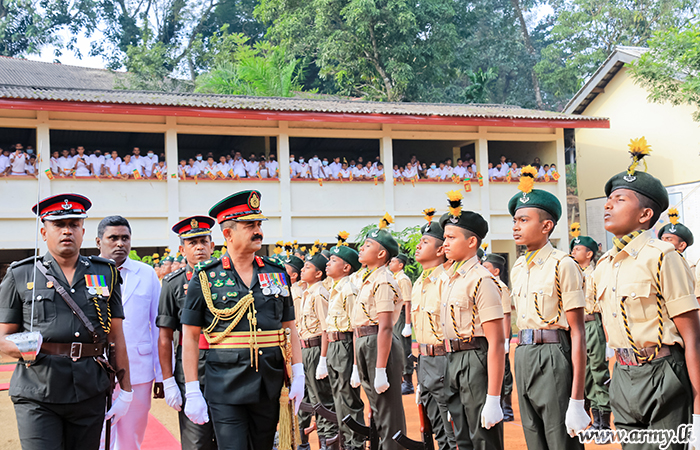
[355,224,422,282]
[629,24,700,121]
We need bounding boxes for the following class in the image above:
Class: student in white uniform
[58,149,75,176]
[426,163,440,180]
[73,146,92,177]
[120,154,138,178]
[289,154,302,178]
[90,150,106,177]
[106,151,122,177]
[265,154,279,178]
[9,144,28,175]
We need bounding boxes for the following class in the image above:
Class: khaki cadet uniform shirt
[594,231,698,349]
[693,259,700,299]
[394,269,413,306]
[291,281,307,330]
[439,256,504,341]
[352,266,402,327]
[326,276,357,333]
[582,265,599,314]
[411,265,446,345]
[511,242,585,331]
[323,276,334,292]
[298,281,329,340]
[495,277,513,316]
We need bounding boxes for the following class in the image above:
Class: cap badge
[425,224,431,231]
[333,247,340,253]
[623,175,636,183]
[371,230,379,238]
[62,199,72,210]
[519,194,530,204]
[190,218,199,229]
[249,192,260,209]
[449,216,459,224]
[669,225,677,233]
[575,238,580,244]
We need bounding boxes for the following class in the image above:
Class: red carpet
[1,364,15,372]
[142,414,180,450]
[0,383,8,391]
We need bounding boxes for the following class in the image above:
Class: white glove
[316,356,328,380]
[163,376,183,411]
[374,367,390,394]
[402,323,412,338]
[565,398,591,437]
[481,395,503,429]
[184,381,209,425]
[504,338,510,354]
[289,363,305,414]
[351,364,361,388]
[689,414,700,450]
[605,344,615,361]
[105,389,133,424]
[415,383,421,405]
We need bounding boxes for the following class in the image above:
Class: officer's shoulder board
[88,255,117,267]
[10,255,39,268]
[163,267,185,282]
[262,255,285,270]
[195,258,220,272]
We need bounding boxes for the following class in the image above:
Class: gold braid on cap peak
[379,213,394,230]
[570,222,581,238]
[336,231,350,246]
[423,208,436,222]
[668,207,679,226]
[518,166,537,194]
[446,190,463,217]
[627,136,652,176]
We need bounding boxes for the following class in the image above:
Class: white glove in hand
[605,344,615,361]
[415,383,421,405]
[184,381,209,425]
[689,414,700,450]
[351,364,361,388]
[504,338,510,354]
[163,376,182,411]
[105,389,133,424]
[289,363,305,414]
[316,356,328,380]
[481,395,503,429]
[374,367,390,394]
[402,324,412,338]
[565,398,591,437]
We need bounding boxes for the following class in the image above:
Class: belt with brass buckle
[327,331,353,343]
[40,342,106,361]
[517,329,561,345]
[301,336,322,348]
[419,343,446,357]
[615,345,672,366]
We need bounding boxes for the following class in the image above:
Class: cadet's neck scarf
[421,267,436,280]
[525,249,541,265]
[613,230,643,253]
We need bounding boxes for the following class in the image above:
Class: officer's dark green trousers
[610,345,691,450]
[393,308,414,377]
[445,339,503,450]
[302,345,339,439]
[175,346,216,450]
[209,398,279,450]
[417,354,456,450]
[584,314,610,412]
[12,393,106,450]
[356,334,407,450]
[514,331,584,450]
[327,338,365,449]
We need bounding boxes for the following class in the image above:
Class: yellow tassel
[570,222,581,238]
[423,208,436,222]
[446,190,463,217]
[668,207,679,225]
[627,137,652,175]
[277,386,296,450]
[518,165,537,194]
[379,213,394,229]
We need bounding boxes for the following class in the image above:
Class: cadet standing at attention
[0,194,133,450]
[351,214,407,450]
[594,139,700,449]
[411,208,457,450]
[322,241,366,450]
[299,252,338,450]
[568,224,610,433]
[481,253,515,423]
[439,191,505,450]
[509,167,590,450]
[157,216,217,449]
[181,190,305,450]
[389,253,414,395]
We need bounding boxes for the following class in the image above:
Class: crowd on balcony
[0,144,38,176]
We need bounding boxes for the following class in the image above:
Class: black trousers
[12,393,107,450]
[209,398,280,450]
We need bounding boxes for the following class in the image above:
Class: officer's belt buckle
[520,329,534,345]
[70,342,83,361]
[617,348,638,366]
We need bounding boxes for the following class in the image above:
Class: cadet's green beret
[420,221,444,241]
[477,248,484,260]
[658,223,694,247]
[306,253,329,273]
[482,253,506,267]
[395,253,409,265]
[366,229,400,258]
[329,246,361,272]
[439,211,489,240]
[570,236,598,254]
[321,249,331,259]
[285,255,304,272]
[508,189,562,222]
[605,171,669,212]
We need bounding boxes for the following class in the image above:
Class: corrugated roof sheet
[0,57,119,90]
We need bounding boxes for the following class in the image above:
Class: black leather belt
[445,337,485,353]
[354,326,379,338]
[327,331,353,343]
[40,342,106,361]
[301,336,322,348]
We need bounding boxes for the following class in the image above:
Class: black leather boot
[591,409,601,430]
[401,374,414,395]
[502,393,514,422]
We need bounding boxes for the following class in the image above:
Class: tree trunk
[510,0,545,110]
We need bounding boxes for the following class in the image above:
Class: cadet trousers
[502,353,513,397]
[610,345,691,450]
[209,398,279,450]
[584,314,610,412]
[417,354,457,450]
[327,338,366,450]
[12,393,106,450]
[174,347,216,450]
[356,334,406,450]
[393,308,414,377]
[302,345,339,439]
[514,331,584,450]
[445,340,503,450]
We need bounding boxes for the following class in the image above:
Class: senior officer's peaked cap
[209,190,267,224]
[33,193,91,221]
[172,215,216,239]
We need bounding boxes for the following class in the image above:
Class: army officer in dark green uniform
[0,193,133,450]
[181,190,305,450]
[157,215,217,449]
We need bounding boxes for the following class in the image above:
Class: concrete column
[165,117,180,251]
[36,111,51,199]
[554,128,568,251]
[278,122,292,241]
[476,133,491,248]
[380,125,394,215]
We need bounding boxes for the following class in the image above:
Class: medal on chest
[258,272,290,296]
[85,274,109,296]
